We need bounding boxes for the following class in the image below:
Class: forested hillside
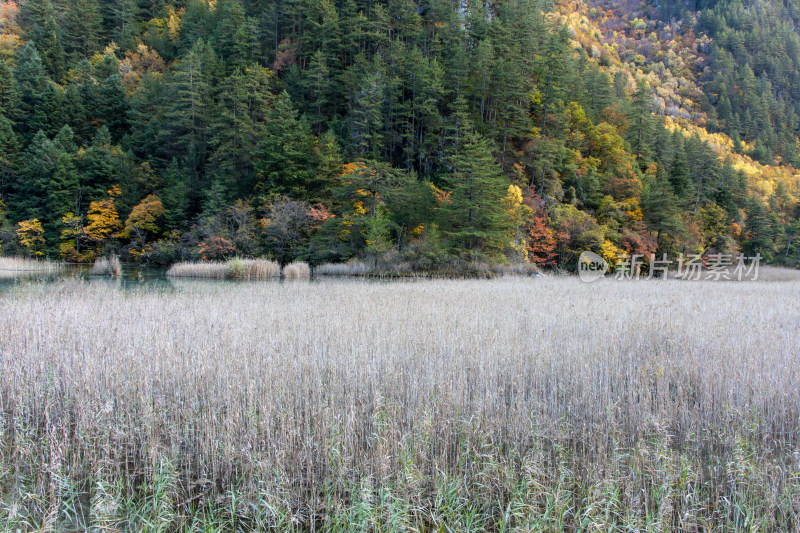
[0,0,798,269]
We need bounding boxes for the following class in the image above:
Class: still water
[0,264,174,292]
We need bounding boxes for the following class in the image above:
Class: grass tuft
[282,261,310,279]
[315,260,371,276]
[91,255,122,277]
[166,258,280,280]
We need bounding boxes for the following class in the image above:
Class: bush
[226,257,247,279]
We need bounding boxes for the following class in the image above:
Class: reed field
[0,277,798,531]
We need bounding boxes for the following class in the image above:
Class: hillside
[0,0,798,269]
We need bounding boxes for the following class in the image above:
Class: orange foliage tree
[524,191,559,267]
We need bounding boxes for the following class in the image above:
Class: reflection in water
[0,264,175,292]
[0,263,331,292]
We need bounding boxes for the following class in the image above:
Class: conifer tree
[13,130,59,221]
[13,43,51,139]
[0,115,20,196]
[63,0,103,62]
[256,91,316,197]
[641,173,685,255]
[105,0,141,51]
[97,74,130,141]
[627,80,655,167]
[441,131,511,255]
[0,61,16,114]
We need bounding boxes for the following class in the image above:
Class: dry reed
[0,278,798,530]
[91,255,122,277]
[0,256,63,273]
[282,261,310,279]
[166,258,280,280]
[315,260,371,276]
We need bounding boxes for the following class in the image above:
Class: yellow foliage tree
[503,184,533,262]
[124,194,164,239]
[16,218,45,257]
[84,186,122,258]
[599,239,624,268]
[59,212,86,262]
[123,194,165,260]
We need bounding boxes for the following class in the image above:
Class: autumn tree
[503,184,532,262]
[83,185,122,257]
[16,218,45,256]
[58,211,85,261]
[524,191,558,267]
[123,194,164,258]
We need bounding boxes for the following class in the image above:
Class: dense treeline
[0,0,797,269]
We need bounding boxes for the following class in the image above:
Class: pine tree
[641,173,685,255]
[163,40,212,171]
[97,74,130,141]
[441,131,511,255]
[214,0,254,70]
[105,0,141,51]
[0,61,16,114]
[63,0,103,62]
[18,0,66,80]
[311,131,342,201]
[256,91,316,198]
[62,84,91,143]
[47,152,80,242]
[0,115,20,196]
[14,130,60,222]
[53,124,78,154]
[742,197,776,260]
[305,49,330,133]
[77,127,130,202]
[208,67,274,197]
[160,158,190,232]
[627,80,655,167]
[347,57,386,159]
[582,64,614,121]
[13,43,51,139]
